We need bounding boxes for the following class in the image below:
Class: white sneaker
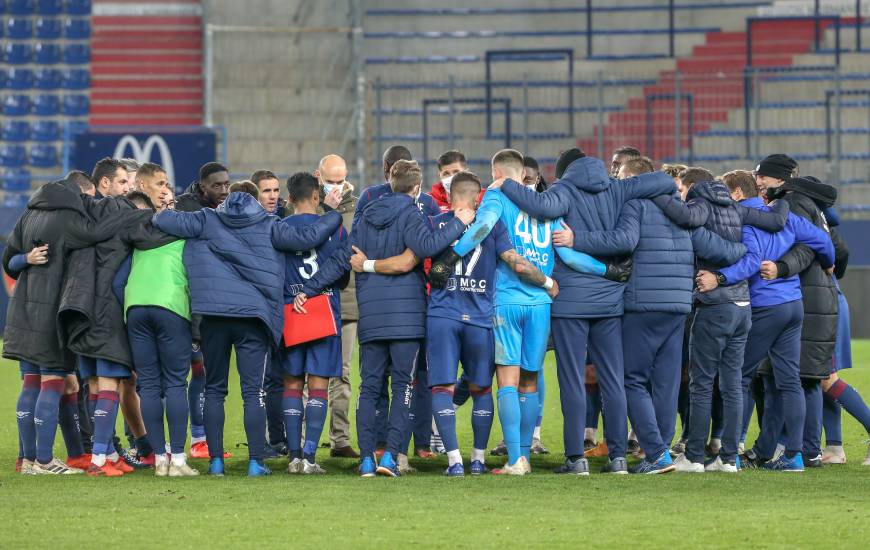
[32,458,84,475]
[821,445,846,464]
[863,441,870,466]
[397,453,416,474]
[19,459,37,475]
[155,454,170,477]
[169,461,200,477]
[493,456,529,476]
[673,454,704,473]
[302,460,326,475]
[287,457,303,474]
[772,443,785,461]
[704,456,738,473]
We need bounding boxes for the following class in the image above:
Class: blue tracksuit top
[720,197,835,307]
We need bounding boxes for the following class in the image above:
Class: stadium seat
[65,0,91,16]
[35,68,62,89]
[63,94,89,116]
[7,18,34,39]
[33,94,60,116]
[8,0,35,16]
[0,145,27,168]
[62,68,89,89]
[1,169,33,193]
[30,120,60,141]
[37,0,63,14]
[63,43,90,64]
[29,144,58,168]
[34,43,60,64]
[2,95,31,116]
[0,69,8,89]
[1,121,31,142]
[7,68,34,90]
[3,192,31,207]
[36,17,63,39]
[5,43,33,65]
[64,17,90,39]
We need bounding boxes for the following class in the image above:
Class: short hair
[229,180,258,198]
[389,159,423,194]
[66,170,94,192]
[120,158,140,173]
[680,167,715,188]
[621,156,655,177]
[251,169,279,187]
[523,156,540,171]
[125,190,154,210]
[136,162,165,180]
[721,169,758,198]
[383,145,412,170]
[437,150,467,169]
[613,146,642,159]
[91,157,125,187]
[199,162,228,182]
[287,172,321,203]
[492,148,524,173]
[449,171,481,203]
[661,163,687,178]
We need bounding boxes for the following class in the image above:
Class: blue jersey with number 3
[428,212,513,328]
[282,213,347,323]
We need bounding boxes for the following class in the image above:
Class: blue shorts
[76,355,132,379]
[493,303,550,372]
[19,361,69,377]
[277,335,342,379]
[427,317,494,389]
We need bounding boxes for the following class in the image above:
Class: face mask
[441,175,454,194]
[323,183,342,196]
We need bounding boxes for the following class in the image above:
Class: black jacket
[769,178,842,379]
[58,197,174,368]
[2,180,151,370]
[175,181,213,212]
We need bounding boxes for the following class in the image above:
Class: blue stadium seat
[65,0,91,15]
[1,121,31,142]
[64,17,90,39]
[3,192,31,207]
[34,43,60,64]
[33,94,60,116]
[63,43,90,64]
[63,94,89,116]
[1,169,33,193]
[0,146,28,168]
[38,0,63,14]
[29,144,58,168]
[36,17,63,39]
[8,68,34,90]
[35,68,62,89]
[62,68,89,89]
[3,95,31,116]
[5,43,33,65]
[0,69,8,89]
[7,18,34,39]
[31,120,60,141]
[9,0,35,15]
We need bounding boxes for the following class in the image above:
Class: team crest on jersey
[446,278,457,291]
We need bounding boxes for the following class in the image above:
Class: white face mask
[323,182,342,196]
[441,175,454,195]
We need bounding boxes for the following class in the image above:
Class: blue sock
[303,389,328,462]
[188,356,206,438]
[283,388,304,460]
[471,388,494,451]
[431,388,458,452]
[536,370,545,429]
[518,390,539,461]
[829,380,870,435]
[34,378,65,464]
[822,392,843,445]
[16,374,41,461]
[497,386,521,466]
[58,393,85,458]
[92,390,120,458]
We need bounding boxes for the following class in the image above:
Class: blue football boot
[247,459,272,477]
[208,457,225,476]
[359,455,377,477]
[376,451,400,477]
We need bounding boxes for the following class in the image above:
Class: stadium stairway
[89,0,203,126]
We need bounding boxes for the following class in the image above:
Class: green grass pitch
[1,341,869,548]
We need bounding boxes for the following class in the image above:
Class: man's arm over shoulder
[790,213,835,269]
[152,208,207,240]
[691,226,747,266]
[499,178,569,220]
[622,171,677,201]
[739,199,790,232]
[302,228,352,296]
[651,194,710,229]
[719,226,762,284]
[272,210,342,252]
[571,200,641,256]
[67,209,152,249]
[453,193,504,257]
[405,208,466,259]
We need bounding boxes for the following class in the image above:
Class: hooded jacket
[152,191,342,345]
[768,177,844,378]
[2,180,151,369]
[498,156,676,318]
[352,192,466,344]
[175,181,215,212]
[353,182,440,230]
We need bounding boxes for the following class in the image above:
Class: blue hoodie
[353,182,440,231]
[153,191,342,344]
[719,197,835,308]
[499,156,675,318]
[352,192,466,344]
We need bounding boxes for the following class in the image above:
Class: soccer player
[176,162,230,211]
[430,150,477,212]
[136,162,172,212]
[253,169,288,217]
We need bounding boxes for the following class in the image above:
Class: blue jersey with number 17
[481,188,554,306]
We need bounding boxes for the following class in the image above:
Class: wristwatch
[714,271,727,285]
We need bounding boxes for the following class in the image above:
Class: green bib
[124,240,190,321]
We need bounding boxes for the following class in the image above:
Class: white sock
[471,448,485,463]
[585,428,597,442]
[171,453,186,467]
[191,436,206,444]
[533,425,542,440]
[107,451,119,462]
[447,449,462,467]
[628,429,638,443]
[92,453,106,467]
[710,438,722,448]
[155,453,169,467]
[431,418,440,437]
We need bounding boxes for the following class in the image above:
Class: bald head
[315,154,348,194]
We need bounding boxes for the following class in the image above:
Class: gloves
[429,249,461,289]
[604,256,632,283]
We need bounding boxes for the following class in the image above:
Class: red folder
[283,294,337,347]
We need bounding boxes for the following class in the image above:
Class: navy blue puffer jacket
[353,192,466,344]
[153,192,342,344]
